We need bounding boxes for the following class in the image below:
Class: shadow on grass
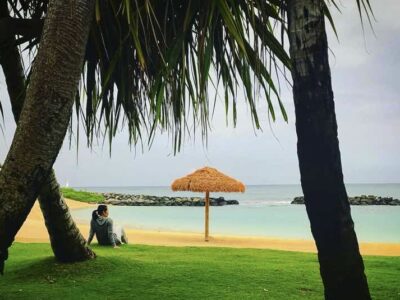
[4,253,138,284]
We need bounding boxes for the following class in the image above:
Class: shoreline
[15,199,400,256]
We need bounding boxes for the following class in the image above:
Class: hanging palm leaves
[3,0,373,153]
[4,0,289,152]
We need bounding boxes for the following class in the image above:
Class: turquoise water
[71,184,400,242]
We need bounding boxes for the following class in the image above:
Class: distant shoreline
[102,192,239,206]
[291,195,400,206]
[61,187,400,206]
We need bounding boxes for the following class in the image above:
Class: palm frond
[325,0,375,35]
[8,1,362,154]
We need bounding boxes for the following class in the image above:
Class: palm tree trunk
[0,6,95,262]
[0,0,95,273]
[39,170,96,261]
[286,0,371,298]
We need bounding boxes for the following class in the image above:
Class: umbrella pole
[205,191,210,241]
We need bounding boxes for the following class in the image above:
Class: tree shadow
[7,256,103,282]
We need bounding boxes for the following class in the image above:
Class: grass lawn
[60,188,104,203]
[0,244,399,299]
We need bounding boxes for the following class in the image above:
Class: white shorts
[113,225,122,241]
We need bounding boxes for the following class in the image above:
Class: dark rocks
[349,195,400,206]
[291,195,400,206]
[102,193,239,206]
[226,199,240,205]
[291,197,304,204]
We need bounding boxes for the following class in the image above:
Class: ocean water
[71,184,400,243]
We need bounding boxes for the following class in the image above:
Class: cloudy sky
[1,1,399,187]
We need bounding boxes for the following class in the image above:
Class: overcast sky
[1,1,399,187]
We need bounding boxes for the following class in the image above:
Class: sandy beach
[15,199,400,256]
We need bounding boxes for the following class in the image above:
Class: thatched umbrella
[171,167,245,241]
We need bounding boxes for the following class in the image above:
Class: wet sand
[15,199,400,256]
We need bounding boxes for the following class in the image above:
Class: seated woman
[87,205,128,247]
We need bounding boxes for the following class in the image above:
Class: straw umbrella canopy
[171,167,245,241]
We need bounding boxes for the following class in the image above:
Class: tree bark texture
[287,0,371,299]
[39,170,96,261]
[0,0,95,273]
[0,5,95,263]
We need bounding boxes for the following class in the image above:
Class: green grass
[61,187,104,203]
[1,244,399,299]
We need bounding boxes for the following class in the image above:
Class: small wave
[239,200,291,207]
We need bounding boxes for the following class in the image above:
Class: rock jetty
[102,193,239,206]
[291,195,400,206]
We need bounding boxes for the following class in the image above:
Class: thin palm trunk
[286,0,370,298]
[39,170,96,261]
[0,0,95,273]
[0,5,95,262]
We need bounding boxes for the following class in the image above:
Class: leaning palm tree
[0,0,95,274]
[0,1,96,263]
[285,0,373,298]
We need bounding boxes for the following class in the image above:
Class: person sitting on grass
[87,204,128,248]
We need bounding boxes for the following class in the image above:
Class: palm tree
[286,0,372,298]
[0,2,95,263]
[0,0,95,273]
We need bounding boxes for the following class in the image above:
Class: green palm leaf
[3,0,374,152]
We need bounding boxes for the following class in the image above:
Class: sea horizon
[72,182,400,188]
